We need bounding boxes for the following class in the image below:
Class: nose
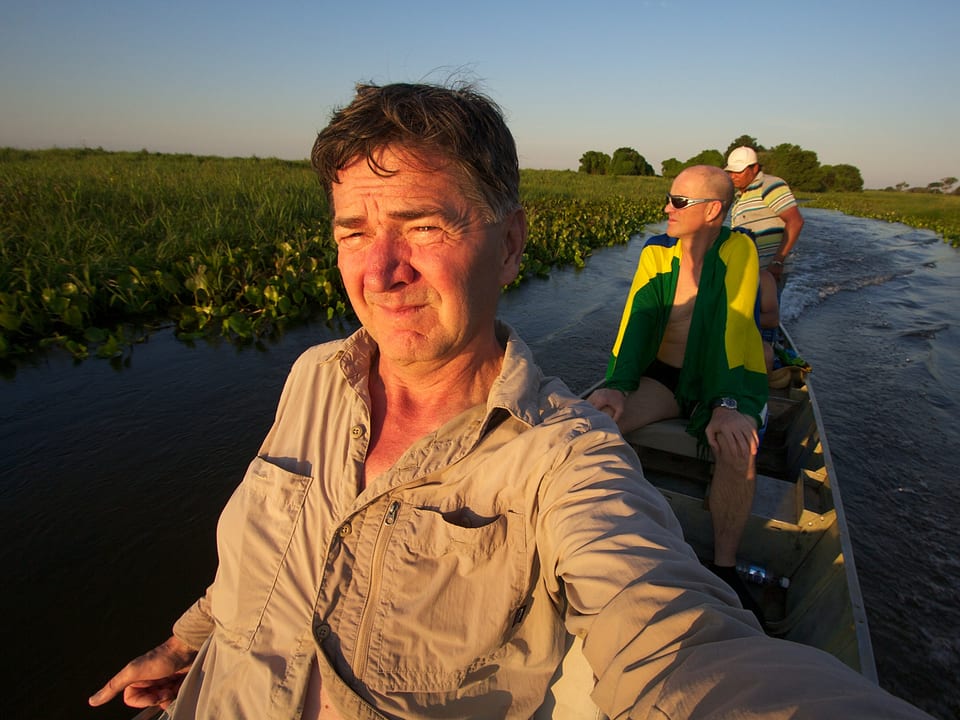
[363,231,416,292]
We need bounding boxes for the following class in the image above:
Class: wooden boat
[585,325,876,680]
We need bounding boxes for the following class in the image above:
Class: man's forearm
[773,208,804,262]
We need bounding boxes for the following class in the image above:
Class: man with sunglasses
[587,165,768,621]
[725,146,804,289]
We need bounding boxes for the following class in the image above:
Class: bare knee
[713,449,755,482]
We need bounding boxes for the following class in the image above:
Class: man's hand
[767,261,784,283]
[706,407,758,462]
[89,635,197,710]
[586,388,626,423]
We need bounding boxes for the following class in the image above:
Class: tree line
[578,134,865,192]
[884,177,959,195]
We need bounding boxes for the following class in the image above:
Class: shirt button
[338,523,352,537]
[350,425,365,438]
[313,621,331,642]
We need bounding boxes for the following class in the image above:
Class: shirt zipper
[352,498,400,677]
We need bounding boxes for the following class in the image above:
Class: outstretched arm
[88,635,197,710]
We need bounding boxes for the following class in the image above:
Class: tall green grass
[1,148,341,361]
[520,169,668,201]
[519,170,665,280]
[0,151,662,361]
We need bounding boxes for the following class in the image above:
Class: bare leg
[622,379,755,565]
[617,377,681,434]
[623,379,762,621]
[708,444,756,567]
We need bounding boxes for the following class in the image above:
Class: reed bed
[0,151,662,361]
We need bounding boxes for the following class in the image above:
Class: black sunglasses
[666,193,721,210]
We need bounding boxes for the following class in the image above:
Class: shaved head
[676,165,735,213]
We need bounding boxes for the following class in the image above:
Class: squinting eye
[335,232,365,248]
[409,226,444,244]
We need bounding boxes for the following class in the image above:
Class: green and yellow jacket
[605,227,768,443]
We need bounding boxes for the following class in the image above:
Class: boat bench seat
[624,418,803,524]
[624,418,701,459]
[623,395,802,460]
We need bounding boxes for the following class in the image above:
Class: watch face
[716,397,738,410]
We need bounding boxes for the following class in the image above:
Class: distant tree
[661,157,683,179]
[724,135,765,158]
[762,143,824,192]
[940,176,957,193]
[578,150,610,175]
[609,147,655,176]
[819,166,837,190]
[662,151,722,179]
[820,164,864,192]
[927,181,944,193]
[895,181,910,191]
[685,149,724,168]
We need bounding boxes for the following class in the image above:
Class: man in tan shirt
[90,83,930,720]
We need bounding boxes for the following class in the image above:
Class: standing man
[586,166,768,619]
[725,146,804,288]
[91,84,930,720]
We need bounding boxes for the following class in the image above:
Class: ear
[498,207,527,286]
[706,200,726,223]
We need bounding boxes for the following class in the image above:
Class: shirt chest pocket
[363,505,529,693]
[209,456,311,649]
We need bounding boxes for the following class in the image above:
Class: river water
[2,208,957,719]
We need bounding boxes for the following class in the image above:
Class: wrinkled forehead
[331,146,490,223]
[334,143,494,219]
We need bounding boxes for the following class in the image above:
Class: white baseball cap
[725,146,759,172]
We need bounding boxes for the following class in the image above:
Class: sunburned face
[727,165,759,191]
[332,146,524,371]
[664,171,721,239]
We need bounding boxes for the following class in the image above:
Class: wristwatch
[711,397,738,410]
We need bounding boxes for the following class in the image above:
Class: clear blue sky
[2,0,957,189]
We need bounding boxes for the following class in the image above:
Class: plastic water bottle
[737,561,790,589]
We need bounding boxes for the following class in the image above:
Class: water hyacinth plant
[0,151,664,362]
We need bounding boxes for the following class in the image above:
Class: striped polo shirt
[729,171,798,266]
